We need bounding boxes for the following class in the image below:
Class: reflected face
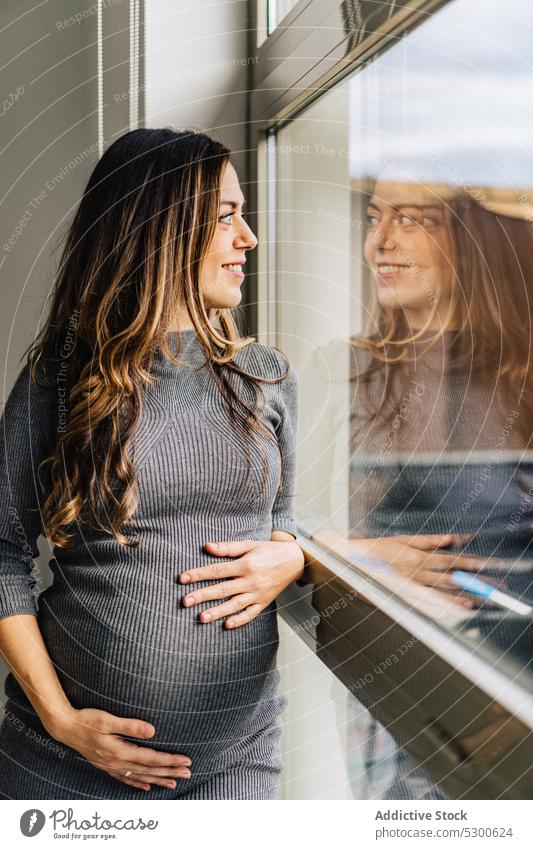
[200,161,258,309]
[363,181,454,321]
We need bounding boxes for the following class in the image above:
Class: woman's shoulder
[1,358,58,455]
[1,359,57,437]
[232,338,295,383]
[5,358,56,403]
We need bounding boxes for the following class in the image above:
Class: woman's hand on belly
[178,537,305,628]
[51,708,192,792]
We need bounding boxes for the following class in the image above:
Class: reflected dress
[0,329,298,799]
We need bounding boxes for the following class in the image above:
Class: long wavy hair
[23,127,289,548]
[351,184,533,447]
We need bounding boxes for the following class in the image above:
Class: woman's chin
[375,291,404,311]
[207,292,243,311]
[376,288,427,313]
[223,288,244,308]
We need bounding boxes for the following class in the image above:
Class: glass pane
[276,0,533,797]
[267,0,301,33]
[278,619,446,799]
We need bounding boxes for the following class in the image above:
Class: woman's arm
[0,362,79,731]
[0,614,76,737]
[270,361,299,538]
[271,529,296,542]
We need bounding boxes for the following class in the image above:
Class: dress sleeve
[271,360,299,539]
[0,361,56,621]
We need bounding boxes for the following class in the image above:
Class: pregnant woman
[0,128,305,800]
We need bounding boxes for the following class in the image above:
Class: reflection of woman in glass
[316,178,533,601]
[306,178,533,799]
[0,128,304,800]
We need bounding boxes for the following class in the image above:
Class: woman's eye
[397,214,440,228]
[219,213,233,224]
[366,215,379,229]
[398,215,418,226]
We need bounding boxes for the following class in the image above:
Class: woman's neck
[167,313,195,332]
[403,315,461,332]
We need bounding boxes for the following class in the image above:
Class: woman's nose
[235,220,257,250]
[373,222,396,250]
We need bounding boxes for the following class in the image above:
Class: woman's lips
[222,264,245,281]
[375,263,412,279]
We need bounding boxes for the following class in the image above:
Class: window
[274,0,533,674]
[266,0,301,35]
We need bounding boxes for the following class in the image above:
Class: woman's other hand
[47,708,192,792]
[178,536,305,629]
[313,529,506,608]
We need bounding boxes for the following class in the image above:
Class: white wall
[144,0,250,178]
[0,0,101,687]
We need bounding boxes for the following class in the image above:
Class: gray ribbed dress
[0,329,298,800]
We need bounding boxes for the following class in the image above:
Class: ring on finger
[124,769,133,777]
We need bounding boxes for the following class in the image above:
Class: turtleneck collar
[150,329,208,370]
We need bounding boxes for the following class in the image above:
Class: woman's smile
[374,262,414,280]
[221,261,245,281]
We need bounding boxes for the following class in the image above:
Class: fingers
[430,587,476,609]
[111,772,151,791]
[404,533,454,551]
[117,741,192,770]
[179,539,266,585]
[412,572,476,606]
[225,603,264,629]
[103,715,156,740]
[425,553,486,572]
[107,768,190,791]
[179,561,242,585]
[403,533,475,552]
[449,555,487,571]
[454,532,475,544]
[117,762,191,780]
[203,540,262,557]
[181,579,247,608]
[124,772,180,789]
[95,743,192,790]
[117,758,192,779]
[198,593,256,624]
[74,710,155,742]
[413,569,461,591]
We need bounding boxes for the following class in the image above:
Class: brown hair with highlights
[23,128,289,548]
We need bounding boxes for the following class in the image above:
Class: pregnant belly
[27,582,285,764]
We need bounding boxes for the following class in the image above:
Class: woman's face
[363,181,454,326]
[201,161,257,309]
